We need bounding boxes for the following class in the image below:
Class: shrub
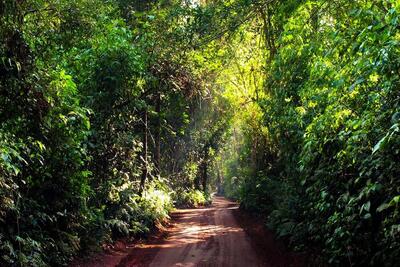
[172,189,211,208]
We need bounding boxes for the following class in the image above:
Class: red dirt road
[120,197,266,267]
[73,197,305,267]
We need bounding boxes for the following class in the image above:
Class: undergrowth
[172,189,212,208]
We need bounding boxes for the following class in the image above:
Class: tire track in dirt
[73,197,305,267]
[121,197,266,267]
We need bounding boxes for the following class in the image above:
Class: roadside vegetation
[1,0,399,266]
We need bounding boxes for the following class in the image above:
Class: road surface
[121,196,266,267]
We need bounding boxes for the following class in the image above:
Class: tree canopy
[1,0,399,266]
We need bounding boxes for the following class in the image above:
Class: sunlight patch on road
[141,224,243,249]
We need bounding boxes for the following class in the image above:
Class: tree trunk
[217,164,223,195]
[201,146,209,192]
[202,161,208,192]
[139,109,148,195]
[194,175,201,190]
[154,91,161,177]
[260,5,276,62]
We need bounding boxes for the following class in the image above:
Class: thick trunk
[194,175,201,190]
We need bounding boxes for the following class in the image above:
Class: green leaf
[377,202,390,213]
[372,134,388,154]
[363,213,371,220]
[377,196,400,213]
[360,201,371,214]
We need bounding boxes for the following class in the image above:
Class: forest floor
[71,197,305,267]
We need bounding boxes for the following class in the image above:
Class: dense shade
[0,0,399,266]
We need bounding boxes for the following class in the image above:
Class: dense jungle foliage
[0,0,399,266]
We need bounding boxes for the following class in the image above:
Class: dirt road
[120,197,267,267]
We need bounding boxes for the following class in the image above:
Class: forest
[0,0,399,266]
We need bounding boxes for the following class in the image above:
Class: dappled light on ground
[122,197,265,267]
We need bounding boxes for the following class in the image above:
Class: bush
[172,189,211,208]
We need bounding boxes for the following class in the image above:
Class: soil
[232,205,307,267]
[70,197,306,267]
